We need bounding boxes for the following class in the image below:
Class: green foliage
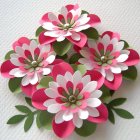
[121,40,129,49]
[5,50,15,60]
[7,115,26,124]
[35,26,45,37]
[8,78,22,94]
[109,98,126,107]
[75,120,97,137]
[25,97,33,107]
[69,53,82,64]
[81,10,89,14]
[15,105,32,114]
[71,64,87,75]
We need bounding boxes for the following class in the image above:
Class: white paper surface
[0,0,140,140]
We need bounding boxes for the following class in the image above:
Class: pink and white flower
[39,4,101,47]
[32,71,108,138]
[79,31,140,90]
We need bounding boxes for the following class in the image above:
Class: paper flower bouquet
[1,4,140,138]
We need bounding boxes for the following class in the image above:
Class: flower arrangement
[1,4,139,138]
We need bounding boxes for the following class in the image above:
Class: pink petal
[67,32,87,48]
[124,49,140,66]
[39,31,56,45]
[40,12,51,25]
[53,120,75,138]
[104,73,122,90]
[65,4,75,11]
[21,84,37,97]
[12,37,30,50]
[101,31,120,40]
[86,70,104,89]
[97,43,104,55]
[87,14,101,27]
[32,88,49,110]
[51,61,73,80]
[0,60,17,78]
[88,104,108,123]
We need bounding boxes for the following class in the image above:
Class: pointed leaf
[82,28,99,40]
[15,105,32,114]
[36,111,42,128]
[5,50,15,60]
[25,97,33,107]
[109,98,127,107]
[8,78,22,94]
[81,10,89,14]
[24,113,34,132]
[7,115,26,124]
[120,40,129,49]
[37,76,53,89]
[71,64,87,75]
[122,66,137,80]
[108,108,115,124]
[52,39,72,56]
[35,26,45,37]
[75,120,97,137]
[69,53,82,64]
[113,108,134,119]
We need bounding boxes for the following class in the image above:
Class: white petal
[49,81,58,90]
[98,68,106,77]
[65,72,73,82]
[90,90,102,98]
[120,50,130,55]
[78,58,94,70]
[47,104,61,113]
[74,24,90,32]
[87,107,99,117]
[29,72,38,85]
[73,71,82,85]
[60,6,68,17]
[43,99,56,107]
[82,81,97,93]
[88,39,97,48]
[80,49,91,59]
[21,75,30,86]
[9,68,26,77]
[106,70,114,81]
[110,66,122,74]
[78,110,89,120]
[82,75,91,86]
[22,44,29,50]
[56,36,65,42]
[43,22,58,31]
[114,41,124,51]
[15,46,24,56]
[110,38,118,46]
[71,32,80,41]
[45,88,58,98]
[75,14,90,26]
[42,68,51,75]
[101,34,110,47]
[56,75,67,88]
[87,98,101,107]
[73,114,83,128]
[46,55,55,64]
[10,53,19,58]
[48,12,58,21]
[10,58,21,66]
[63,111,73,121]
[116,54,128,62]
[117,63,128,71]
[29,40,38,55]
[55,111,65,124]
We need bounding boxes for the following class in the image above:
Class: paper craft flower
[32,71,108,138]
[79,31,140,90]
[1,37,56,86]
[39,4,101,47]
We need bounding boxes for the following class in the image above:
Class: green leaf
[24,113,34,132]
[35,26,45,37]
[36,111,42,128]
[75,120,97,137]
[37,76,53,89]
[56,54,68,60]
[109,98,127,107]
[5,50,15,60]
[100,85,111,103]
[7,115,26,124]
[122,66,137,80]
[52,39,72,56]
[82,28,99,40]
[113,108,134,119]
[121,40,129,49]
[69,53,82,64]
[8,78,22,94]
[38,111,54,130]
[71,64,87,75]
[25,97,33,107]
[81,10,89,14]
[110,90,115,96]
[108,108,115,124]
[15,105,32,114]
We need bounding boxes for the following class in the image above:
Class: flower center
[69,95,77,103]
[100,56,108,63]
[31,60,38,68]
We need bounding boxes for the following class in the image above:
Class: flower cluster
[1,4,139,139]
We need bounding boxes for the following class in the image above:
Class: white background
[0,0,140,140]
